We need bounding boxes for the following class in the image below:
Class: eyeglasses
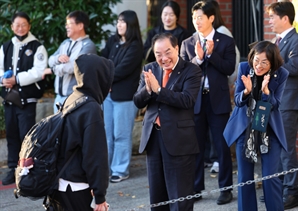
[12,23,29,28]
[253,59,269,68]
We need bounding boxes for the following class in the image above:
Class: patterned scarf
[243,69,270,163]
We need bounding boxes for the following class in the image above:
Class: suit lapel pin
[178,72,180,74]
[216,39,219,42]
[274,74,277,77]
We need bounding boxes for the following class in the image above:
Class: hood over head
[73,53,114,104]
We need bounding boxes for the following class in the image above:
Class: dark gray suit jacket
[274,28,298,110]
[133,57,202,156]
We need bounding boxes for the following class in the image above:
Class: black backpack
[14,95,89,199]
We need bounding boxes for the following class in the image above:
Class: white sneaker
[210,162,219,173]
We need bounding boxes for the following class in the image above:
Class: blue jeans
[103,94,137,176]
[54,94,68,113]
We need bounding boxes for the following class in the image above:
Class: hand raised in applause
[195,40,205,60]
[143,69,160,93]
[205,40,214,56]
[241,74,252,96]
[262,74,270,95]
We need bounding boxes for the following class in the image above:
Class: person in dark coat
[134,33,201,211]
[143,1,192,63]
[180,1,235,205]
[224,41,288,211]
[267,2,298,209]
[49,54,114,211]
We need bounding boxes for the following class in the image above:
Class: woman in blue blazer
[224,41,289,211]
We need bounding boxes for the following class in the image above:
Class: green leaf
[0,0,122,93]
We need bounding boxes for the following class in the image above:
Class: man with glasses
[43,10,96,113]
[180,1,236,205]
[267,2,298,209]
[134,33,201,211]
[0,12,48,185]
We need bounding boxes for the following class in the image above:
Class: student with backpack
[46,54,113,211]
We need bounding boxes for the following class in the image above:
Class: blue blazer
[223,62,289,150]
[180,31,236,114]
[133,57,201,156]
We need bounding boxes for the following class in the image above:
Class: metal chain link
[124,168,298,211]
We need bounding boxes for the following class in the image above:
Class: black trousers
[194,93,232,192]
[4,103,36,168]
[49,185,93,211]
[146,127,196,211]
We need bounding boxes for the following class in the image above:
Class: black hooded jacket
[56,54,114,204]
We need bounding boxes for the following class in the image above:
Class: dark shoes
[284,194,298,210]
[217,191,233,205]
[2,169,15,186]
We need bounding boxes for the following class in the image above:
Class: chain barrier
[124,168,298,211]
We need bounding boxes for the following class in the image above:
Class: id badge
[251,100,272,132]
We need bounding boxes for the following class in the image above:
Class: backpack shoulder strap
[62,95,90,115]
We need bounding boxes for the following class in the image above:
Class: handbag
[4,85,23,108]
[251,100,272,132]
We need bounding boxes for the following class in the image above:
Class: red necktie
[155,69,173,126]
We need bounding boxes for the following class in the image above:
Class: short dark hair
[161,1,181,22]
[67,10,90,33]
[117,10,143,48]
[192,1,216,18]
[247,40,283,73]
[151,32,178,52]
[266,2,295,25]
[11,12,30,24]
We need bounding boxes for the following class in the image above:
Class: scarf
[243,69,270,163]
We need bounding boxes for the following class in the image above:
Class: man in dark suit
[267,2,298,209]
[180,1,235,205]
[134,33,201,211]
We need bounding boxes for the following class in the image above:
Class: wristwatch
[157,87,161,94]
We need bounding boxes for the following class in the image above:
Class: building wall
[264,0,278,40]
[216,0,233,31]
[175,0,188,28]
[175,0,233,32]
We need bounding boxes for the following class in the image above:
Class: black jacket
[101,35,143,101]
[57,54,114,204]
